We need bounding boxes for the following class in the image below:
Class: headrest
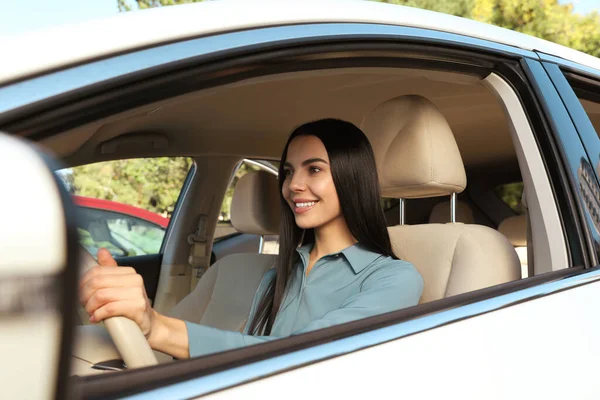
[361,95,466,199]
[498,215,527,247]
[231,171,280,235]
[428,200,475,224]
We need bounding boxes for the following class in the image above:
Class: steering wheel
[78,246,158,368]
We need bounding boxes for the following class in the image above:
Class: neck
[311,216,357,258]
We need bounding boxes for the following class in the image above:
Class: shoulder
[364,256,424,290]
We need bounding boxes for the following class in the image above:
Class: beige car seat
[429,200,475,224]
[499,215,528,278]
[362,95,521,303]
[168,171,280,332]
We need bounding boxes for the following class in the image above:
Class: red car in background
[73,196,169,257]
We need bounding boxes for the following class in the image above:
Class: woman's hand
[79,248,157,338]
[79,248,190,358]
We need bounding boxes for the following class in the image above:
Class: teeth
[296,201,316,208]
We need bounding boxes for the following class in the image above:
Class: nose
[288,172,306,192]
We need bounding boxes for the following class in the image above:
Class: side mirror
[0,133,79,399]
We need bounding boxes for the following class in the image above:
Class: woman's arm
[147,313,190,359]
[81,251,423,359]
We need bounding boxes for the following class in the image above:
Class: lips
[292,200,319,214]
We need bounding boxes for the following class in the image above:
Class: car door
[2,10,600,399]
[66,26,597,400]
[190,45,600,400]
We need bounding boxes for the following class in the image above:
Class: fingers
[89,298,148,324]
[84,286,144,316]
[79,272,145,306]
[79,265,136,293]
[97,248,118,267]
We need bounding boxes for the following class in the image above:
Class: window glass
[495,182,525,214]
[578,97,600,136]
[58,157,193,257]
[567,77,600,138]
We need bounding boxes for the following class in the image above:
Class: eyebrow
[284,158,329,168]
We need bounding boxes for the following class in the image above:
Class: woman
[80,119,424,359]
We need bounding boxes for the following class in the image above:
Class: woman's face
[282,135,343,230]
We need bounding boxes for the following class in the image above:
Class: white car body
[2,1,600,399]
[1,0,599,83]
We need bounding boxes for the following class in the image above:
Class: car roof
[1,0,599,85]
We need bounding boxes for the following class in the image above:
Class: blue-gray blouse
[185,243,423,357]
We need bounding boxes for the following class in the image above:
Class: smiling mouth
[293,201,318,214]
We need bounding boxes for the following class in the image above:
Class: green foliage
[115,0,600,56]
[373,0,600,57]
[495,182,525,214]
[70,157,193,218]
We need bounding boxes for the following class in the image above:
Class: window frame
[537,61,600,265]
[484,69,571,273]
[75,50,592,398]
[1,23,595,399]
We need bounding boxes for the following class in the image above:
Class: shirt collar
[295,242,381,274]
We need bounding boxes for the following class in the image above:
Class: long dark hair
[248,118,398,335]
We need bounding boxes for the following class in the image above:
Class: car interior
[36,66,570,374]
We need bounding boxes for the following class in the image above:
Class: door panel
[205,277,600,400]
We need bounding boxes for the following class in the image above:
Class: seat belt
[187,214,211,290]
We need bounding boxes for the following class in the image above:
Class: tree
[71,157,193,218]
[115,0,600,56]
[374,0,600,57]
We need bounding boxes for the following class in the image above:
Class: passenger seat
[428,200,475,224]
[168,171,279,332]
[498,215,528,278]
[362,95,521,303]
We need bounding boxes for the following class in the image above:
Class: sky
[0,0,599,38]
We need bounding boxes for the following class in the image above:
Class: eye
[283,169,293,178]
[309,166,322,174]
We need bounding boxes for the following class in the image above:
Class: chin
[294,216,320,230]
[294,220,315,230]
